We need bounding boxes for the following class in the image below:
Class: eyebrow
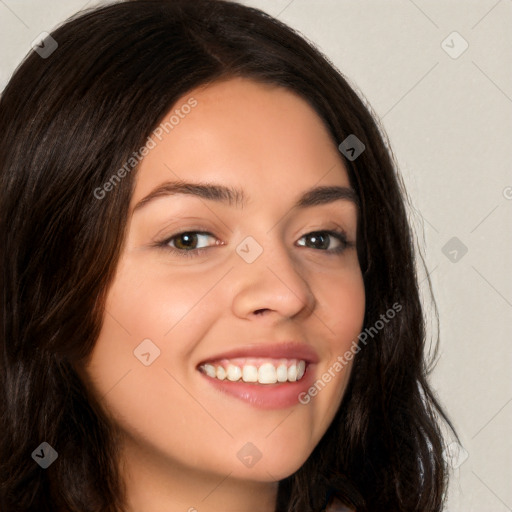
[132,180,359,213]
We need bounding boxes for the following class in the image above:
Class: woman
[0,1,456,511]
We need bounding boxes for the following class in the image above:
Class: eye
[159,231,219,257]
[155,228,353,259]
[296,230,352,254]
[168,232,215,250]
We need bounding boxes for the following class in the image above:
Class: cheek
[307,267,365,415]
[317,263,366,347]
[79,258,223,400]
[103,257,226,342]
[77,263,229,468]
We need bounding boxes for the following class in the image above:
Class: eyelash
[155,229,354,259]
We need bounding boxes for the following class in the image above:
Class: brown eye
[157,231,219,258]
[172,232,200,250]
[296,230,351,254]
[304,232,330,250]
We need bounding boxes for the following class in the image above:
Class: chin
[225,443,314,482]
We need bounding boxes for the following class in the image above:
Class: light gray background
[1,1,511,510]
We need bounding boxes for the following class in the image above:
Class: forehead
[130,77,351,209]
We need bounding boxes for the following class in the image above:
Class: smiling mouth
[198,358,307,384]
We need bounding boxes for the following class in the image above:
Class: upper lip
[198,341,319,366]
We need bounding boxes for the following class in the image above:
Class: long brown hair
[0,1,455,511]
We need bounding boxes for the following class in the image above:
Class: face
[77,77,365,501]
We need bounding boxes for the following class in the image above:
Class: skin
[76,77,365,512]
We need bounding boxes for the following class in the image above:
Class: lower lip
[198,365,315,410]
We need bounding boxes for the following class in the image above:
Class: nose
[230,236,316,321]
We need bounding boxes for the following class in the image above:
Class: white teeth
[297,360,306,380]
[276,364,288,382]
[204,363,216,378]
[288,364,297,382]
[200,359,307,384]
[258,363,277,384]
[227,364,242,381]
[242,365,258,382]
